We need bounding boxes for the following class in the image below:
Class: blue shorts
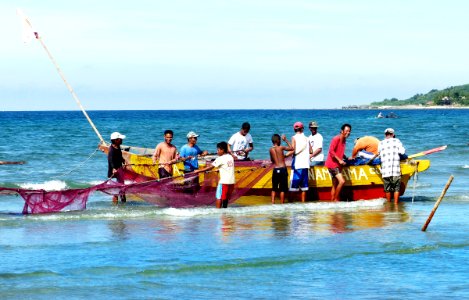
[216,183,234,200]
[290,168,309,191]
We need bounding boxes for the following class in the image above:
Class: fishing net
[0,159,273,214]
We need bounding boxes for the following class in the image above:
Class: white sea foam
[19,180,68,191]
[462,165,469,169]
[161,198,386,218]
[24,199,386,221]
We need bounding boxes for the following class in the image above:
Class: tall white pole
[17,9,106,144]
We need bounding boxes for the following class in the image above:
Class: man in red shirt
[325,124,352,201]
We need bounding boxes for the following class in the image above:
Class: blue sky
[1,0,468,110]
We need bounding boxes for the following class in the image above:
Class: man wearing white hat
[180,131,209,172]
[108,132,127,203]
[377,128,406,203]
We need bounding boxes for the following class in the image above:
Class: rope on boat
[52,148,100,179]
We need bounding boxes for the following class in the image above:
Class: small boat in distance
[376,111,398,119]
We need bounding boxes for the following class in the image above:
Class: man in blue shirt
[179,131,209,172]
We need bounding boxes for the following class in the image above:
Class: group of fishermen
[107,121,406,205]
[107,123,254,207]
[269,122,406,204]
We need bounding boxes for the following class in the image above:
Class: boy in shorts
[195,141,235,208]
[270,134,293,204]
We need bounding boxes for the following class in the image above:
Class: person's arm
[311,147,322,159]
[310,136,323,159]
[227,143,234,156]
[245,143,254,154]
[227,135,235,156]
[108,147,120,174]
[281,134,294,151]
[269,147,276,164]
[366,152,379,165]
[179,145,193,162]
[329,137,346,166]
[193,165,215,174]
[287,135,297,157]
[152,144,160,164]
[351,146,359,159]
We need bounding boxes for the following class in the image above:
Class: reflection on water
[108,220,129,241]
[213,198,412,241]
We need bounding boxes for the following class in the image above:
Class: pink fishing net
[0,161,272,214]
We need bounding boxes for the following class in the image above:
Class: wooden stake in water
[421,175,454,232]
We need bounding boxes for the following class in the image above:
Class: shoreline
[374,105,469,110]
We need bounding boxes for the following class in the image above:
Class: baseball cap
[293,122,304,129]
[187,131,200,138]
[110,132,126,140]
[384,128,395,134]
[308,121,319,128]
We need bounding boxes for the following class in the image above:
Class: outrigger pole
[17,9,106,144]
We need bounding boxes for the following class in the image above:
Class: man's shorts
[383,176,401,193]
[290,168,309,192]
[328,167,341,177]
[158,167,172,179]
[216,183,235,200]
[272,167,288,193]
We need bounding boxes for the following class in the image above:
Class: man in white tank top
[289,122,312,202]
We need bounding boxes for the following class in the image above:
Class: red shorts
[216,184,234,200]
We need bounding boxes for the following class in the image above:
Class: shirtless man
[270,134,293,204]
[152,130,178,179]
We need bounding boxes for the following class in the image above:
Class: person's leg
[385,192,392,202]
[280,191,285,204]
[271,190,276,204]
[301,191,306,202]
[333,174,345,201]
[116,173,126,203]
[393,191,400,203]
[215,184,223,208]
[330,177,337,201]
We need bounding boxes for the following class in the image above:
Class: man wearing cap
[180,131,209,172]
[325,124,352,201]
[307,121,324,166]
[376,128,406,203]
[228,122,254,160]
[289,122,312,202]
[108,132,127,203]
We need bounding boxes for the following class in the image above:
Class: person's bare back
[270,134,293,168]
[270,146,288,168]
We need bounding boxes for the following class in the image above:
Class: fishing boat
[98,143,430,202]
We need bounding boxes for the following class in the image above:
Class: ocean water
[0,109,468,299]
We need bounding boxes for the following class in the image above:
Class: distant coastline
[342,104,469,110]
